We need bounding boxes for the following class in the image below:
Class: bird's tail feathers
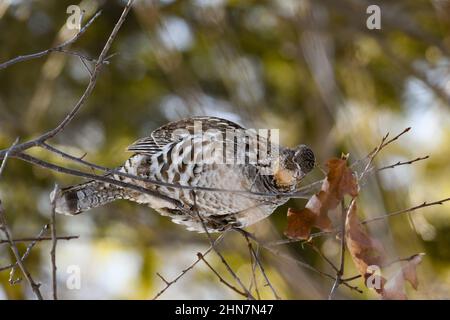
[52,179,123,215]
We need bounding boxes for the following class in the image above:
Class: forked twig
[8,224,49,284]
[0,11,102,70]
[239,229,280,299]
[152,233,225,300]
[0,206,44,300]
[193,192,255,299]
[197,252,248,297]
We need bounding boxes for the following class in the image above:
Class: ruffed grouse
[53,116,315,232]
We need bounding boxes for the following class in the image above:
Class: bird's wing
[126,116,245,156]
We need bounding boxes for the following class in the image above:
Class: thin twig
[0,0,134,160]
[362,197,450,224]
[342,253,426,284]
[243,233,261,299]
[328,199,352,300]
[8,224,49,283]
[245,234,281,300]
[239,229,362,294]
[197,252,248,298]
[0,138,19,178]
[193,192,255,300]
[0,234,78,273]
[356,155,430,185]
[79,56,93,77]
[156,272,170,285]
[371,128,412,158]
[0,139,45,298]
[247,243,261,300]
[50,184,60,300]
[264,230,332,247]
[359,133,389,182]
[0,206,43,299]
[307,242,339,274]
[56,48,111,65]
[0,0,135,300]
[0,235,78,245]
[0,11,102,70]
[352,127,411,183]
[252,248,280,299]
[152,233,225,300]
[241,230,334,278]
[378,156,429,171]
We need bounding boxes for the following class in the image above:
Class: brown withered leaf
[382,253,425,300]
[402,253,425,290]
[325,158,359,201]
[345,200,387,290]
[285,208,316,240]
[285,157,358,240]
[345,201,425,299]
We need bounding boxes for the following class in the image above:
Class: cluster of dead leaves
[285,157,424,299]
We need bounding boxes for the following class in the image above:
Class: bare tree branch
[193,193,255,300]
[197,252,248,298]
[362,197,450,224]
[0,0,134,161]
[0,140,43,299]
[378,156,430,171]
[0,0,135,300]
[0,11,102,70]
[0,235,78,245]
[328,199,353,300]
[0,205,44,300]
[50,184,60,300]
[242,232,281,300]
[8,224,48,283]
[152,233,225,300]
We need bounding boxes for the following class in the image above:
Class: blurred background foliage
[0,0,450,299]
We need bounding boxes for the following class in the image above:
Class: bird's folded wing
[126,116,245,155]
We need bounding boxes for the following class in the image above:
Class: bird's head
[273,144,315,189]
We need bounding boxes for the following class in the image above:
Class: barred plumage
[53,116,315,232]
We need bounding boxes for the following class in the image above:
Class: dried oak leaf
[345,200,387,292]
[285,158,358,240]
[382,253,425,300]
[285,208,316,240]
[402,253,424,290]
